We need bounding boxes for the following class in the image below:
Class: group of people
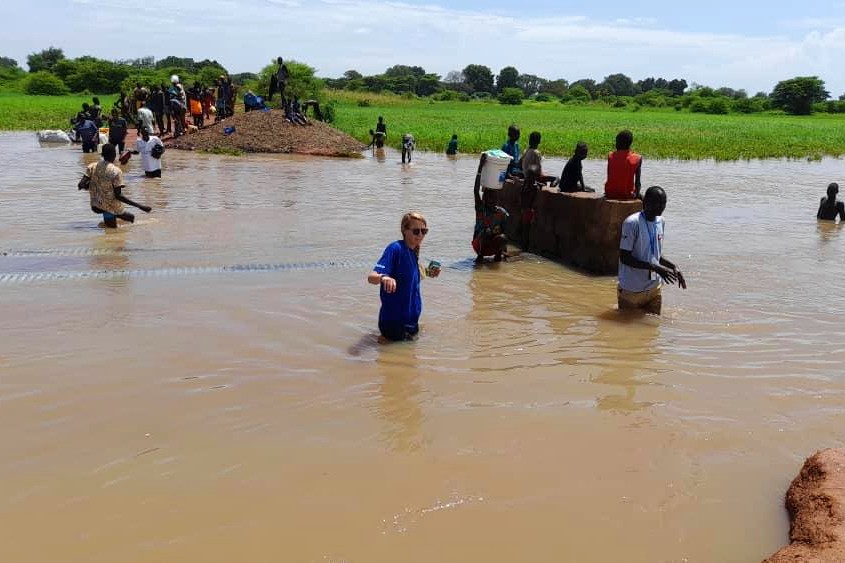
[112,74,237,139]
[366,124,687,342]
[367,116,420,163]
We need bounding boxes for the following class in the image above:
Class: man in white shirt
[133,126,165,178]
[617,185,686,315]
[137,101,155,136]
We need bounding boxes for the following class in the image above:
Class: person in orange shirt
[604,129,642,200]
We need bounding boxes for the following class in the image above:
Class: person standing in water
[446,133,458,155]
[374,116,387,148]
[617,185,686,315]
[473,153,509,262]
[132,127,165,178]
[368,212,440,341]
[817,182,845,222]
[78,143,151,228]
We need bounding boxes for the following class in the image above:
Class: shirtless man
[817,182,845,222]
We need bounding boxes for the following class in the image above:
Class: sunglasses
[409,228,429,236]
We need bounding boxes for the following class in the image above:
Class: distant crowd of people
[113,74,237,138]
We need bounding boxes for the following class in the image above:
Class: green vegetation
[201,146,246,156]
[3,46,845,160]
[327,90,845,160]
[0,92,114,129]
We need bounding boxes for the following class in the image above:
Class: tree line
[324,63,839,116]
[0,47,258,97]
[1,48,840,116]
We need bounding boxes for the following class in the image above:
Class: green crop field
[0,92,121,130]
[3,91,845,161]
[327,91,845,161]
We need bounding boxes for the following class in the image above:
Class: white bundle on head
[171,74,179,84]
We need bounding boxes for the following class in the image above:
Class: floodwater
[1,131,844,563]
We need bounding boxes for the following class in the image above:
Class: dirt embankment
[764,448,845,562]
[164,110,366,157]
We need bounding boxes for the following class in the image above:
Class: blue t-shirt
[373,240,422,326]
[502,140,521,174]
[77,120,98,142]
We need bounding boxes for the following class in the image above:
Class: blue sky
[2,0,845,95]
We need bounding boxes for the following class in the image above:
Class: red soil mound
[764,448,845,562]
[164,110,366,157]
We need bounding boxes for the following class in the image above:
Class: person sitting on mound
[285,98,308,125]
[243,90,268,112]
[473,153,509,263]
[817,182,845,222]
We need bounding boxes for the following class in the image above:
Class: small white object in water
[36,130,70,144]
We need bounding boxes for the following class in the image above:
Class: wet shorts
[617,285,662,315]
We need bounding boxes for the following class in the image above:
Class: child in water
[817,182,845,222]
[368,212,440,341]
[446,133,458,155]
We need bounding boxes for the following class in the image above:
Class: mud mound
[166,110,366,157]
[764,448,845,562]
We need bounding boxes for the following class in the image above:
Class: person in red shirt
[604,129,642,200]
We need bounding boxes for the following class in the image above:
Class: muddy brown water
[1,132,844,562]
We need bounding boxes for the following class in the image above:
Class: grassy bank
[327,91,845,161]
[0,92,119,130]
[4,91,845,160]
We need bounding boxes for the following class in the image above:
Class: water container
[480,149,513,190]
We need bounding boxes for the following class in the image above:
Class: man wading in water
[817,182,845,222]
[78,144,151,228]
[617,185,686,315]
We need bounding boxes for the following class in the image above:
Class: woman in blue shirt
[368,212,440,341]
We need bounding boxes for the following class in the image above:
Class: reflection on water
[592,309,660,413]
[816,220,843,243]
[2,132,845,563]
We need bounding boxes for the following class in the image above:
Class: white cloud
[1,0,844,95]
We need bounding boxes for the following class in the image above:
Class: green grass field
[3,91,845,161]
[0,92,122,130]
[327,91,845,161]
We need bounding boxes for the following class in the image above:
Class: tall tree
[540,78,568,97]
[384,65,425,78]
[570,78,597,98]
[26,47,65,73]
[771,76,829,115]
[667,79,688,96]
[462,64,494,94]
[518,74,546,96]
[417,73,442,96]
[600,73,636,96]
[0,56,19,69]
[496,66,519,93]
[443,70,464,84]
